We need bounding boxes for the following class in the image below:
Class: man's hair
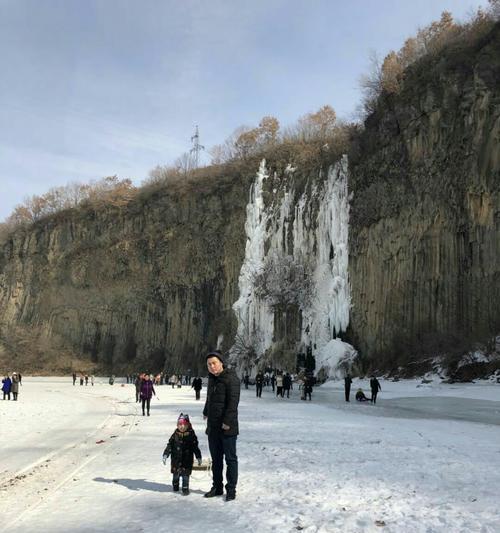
[206,350,224,365]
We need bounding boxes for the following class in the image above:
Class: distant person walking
[276,373,284,397]
[370,376,381,404]
[80,375,84,386]
[11,373,20,401]
[255,371,264,398]
[140,374,156,416]
[344,373,352,402]
[85,374,89,386]
[243,374,249,390]
[283,373,292,398]
[203,351,240,501]
[72,373,77,386]
[134,374,142,403]
[303,375,313,401]
[2,375,12,400]
[192,376,203,400]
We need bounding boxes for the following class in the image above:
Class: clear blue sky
[0,0,488,220]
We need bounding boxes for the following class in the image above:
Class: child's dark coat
[163,429,201,475]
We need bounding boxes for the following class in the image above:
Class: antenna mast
[190,125,205,168]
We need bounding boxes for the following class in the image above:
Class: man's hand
[198,458,203,466]
[203,415,207,420]
[222,423,230,430]
[162,455,168,465]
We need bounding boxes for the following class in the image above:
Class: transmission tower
[190,125,205,168]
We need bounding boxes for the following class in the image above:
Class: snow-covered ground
[1,377,499,533]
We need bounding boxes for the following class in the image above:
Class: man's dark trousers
[208,431,238,493]
[345,385,351,402]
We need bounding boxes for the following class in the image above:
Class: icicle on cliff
[231,160,275,359]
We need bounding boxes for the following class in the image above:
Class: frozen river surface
[313,381,500,426]
[374,396,500,426]
[0,377,499,533]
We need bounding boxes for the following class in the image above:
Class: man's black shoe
[182,488,190,495]
[204,487,223,498]
[172,484,179,492]
[226,492,236,501]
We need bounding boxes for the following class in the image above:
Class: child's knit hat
[177,413,190,425]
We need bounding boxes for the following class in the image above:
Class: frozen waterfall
[231,156,356,375]
[231,160,274,360]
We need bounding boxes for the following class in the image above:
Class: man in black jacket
[203,351,240,501]
[255,371,264,397]
[192,376,203,400]
[370,375,382,404]
[344,373,352,402]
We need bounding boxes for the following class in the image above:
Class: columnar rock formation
[348,23,500,365]
[0,174,250,373]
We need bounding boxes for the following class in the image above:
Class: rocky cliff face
[348,23,500,367]
[0,172,250,374]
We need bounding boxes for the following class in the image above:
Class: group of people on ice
[131,372,205,416]
[67,350,383,504]
[245,370,316,400]
[126,372,195,387]
[2,371,21,400]
[157,358,383,502]
[344,373,382,404]
[72,372,94,386]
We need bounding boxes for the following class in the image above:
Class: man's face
[207,357,223,376]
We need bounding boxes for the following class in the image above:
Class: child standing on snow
[162,414,202,495]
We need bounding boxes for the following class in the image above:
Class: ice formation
[231,156,356,375]
[231,160,274,359]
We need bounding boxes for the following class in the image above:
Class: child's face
[177,421,188,432]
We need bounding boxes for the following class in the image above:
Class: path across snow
[1,377,499,533]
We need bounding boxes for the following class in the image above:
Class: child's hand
[162,455,168,465]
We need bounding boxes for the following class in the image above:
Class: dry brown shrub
[381,51,404,94]
[360,7,497,114]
